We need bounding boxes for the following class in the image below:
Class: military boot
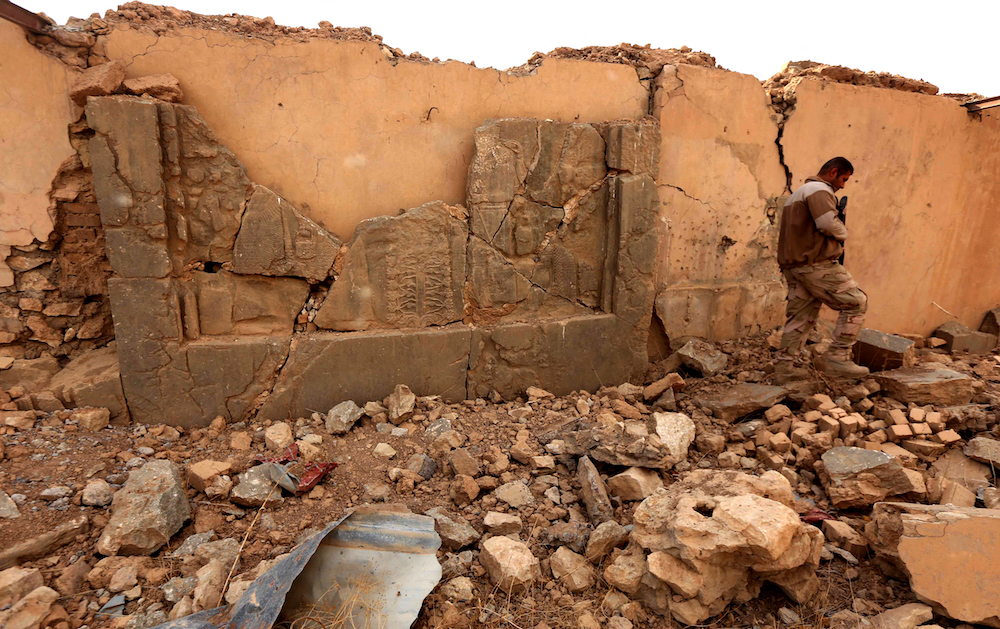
[774,360,810,384]
[816,351,870,379]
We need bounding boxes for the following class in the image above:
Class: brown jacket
[777,176,848,269]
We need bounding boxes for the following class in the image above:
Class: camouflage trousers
[778,260,868,360]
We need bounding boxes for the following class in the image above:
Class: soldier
[774,157,869,382]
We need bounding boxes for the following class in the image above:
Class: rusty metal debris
[0,0,49,34]
[147,510,441,629]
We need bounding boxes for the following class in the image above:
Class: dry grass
[280,575,388,629]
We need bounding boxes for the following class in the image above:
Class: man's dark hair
[819,156,854,175]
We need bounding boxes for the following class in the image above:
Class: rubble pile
[0,318,998,629]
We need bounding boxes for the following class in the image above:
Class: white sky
[20,0,999,96]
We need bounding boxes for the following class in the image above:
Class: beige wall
[102,26,649,240]
[782,80,1000,335]
[650,64,788,341]
[0,20,77,279]
[3,20,998,342]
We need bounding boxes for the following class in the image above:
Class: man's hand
[814,211,848,242]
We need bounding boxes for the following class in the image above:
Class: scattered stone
[373,443,396,458]
[325,400,364,435]
[585,520,630,562]
[549,546,595,593]
[205,476,233,500]
[603,546,646,594]
[187,460,232,493]
[853,329,916,371]
[229,432,252,450]
[934,320,997,354]
[931,449,991,492]
[868,503,1000,624]
[0,567,43,606]
[229,465,283,508]
[693,384,786,422]
[873,367,974,406]
[822,520,867,558]
[448,448,481,477]
[480,536,539,592]
[868,603,934,629]
[73,407,111,431]
[963,437,1000,466]
[192,559,226,612]
[171,531,215,557]
[425,507,480,550]
[439,576,474,602]
[97,460,190,556]
[607,467,663,501]
[577,455,613,525]
[405,453,437,480]
[264,423,294,451]
[70,60,126,105]
[495,481,535,509]
[643,373,685,401]
[54,561,90,597]
[483,512,522,535]
[162,576,197,603]
[123,73,184,102]
[0,491,20,519]
[676,339,728,376]
[631,470,822,625]
[82,479,114,507]
[108,565,138,593]
[0,586,58,629]
[449,475,479,506]
[386,384,416,423]
[777,607,800,625]
[0,515,88,570]
[819,447,912,508]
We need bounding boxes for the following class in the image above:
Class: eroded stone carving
[233,186,341,282]
[314,202,467,331]
[259,325,471,420]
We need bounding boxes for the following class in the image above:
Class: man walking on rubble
[774,157,869,383]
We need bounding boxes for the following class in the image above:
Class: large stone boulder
[96,461,190,556]
[480,536,539,593]
[630,470,823,625]
[867,502,1000,625]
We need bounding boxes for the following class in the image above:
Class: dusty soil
[4,325,996,629]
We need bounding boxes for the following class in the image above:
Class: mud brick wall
[84,95,658,425]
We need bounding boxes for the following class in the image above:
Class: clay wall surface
[2,9,999,379]
[101,26,650,240]
[782,80,1000,335]
[0,19,77,269]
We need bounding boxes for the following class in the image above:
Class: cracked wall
[100,25,650,240]
[86,96,658,426]
[651,64,788,341]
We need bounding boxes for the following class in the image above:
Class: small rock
[494,481,535,509]
[373,443,396,459]
[187,461,231,493]
[777,607,800,625]
[964,437,1000,466]
[676,339,728,376]
[577,455,613,525]
[868,603,933,629]
[585,520,629,563]
[0,491,21,519]
[603,546,646,594]
[108,566,138,593]
[425,507,480,550]
[40,486,73,501]
[362,482,391,503]
[97,460,190,556]
[448,448,480,477]
[405,453,436,480]
[230,465,283,508]
[82,479,114,507]
[483,512,522,535]
[440,576,474,602]
[73,408,110,431]
[0,566,44,606]
[607,467,663,501]
[264,423,294,451]
[325,401,364,435]
[229,432,252,451]
[386,384,416,424]
[549,546,595,593]
[0,586,58,629]
[480,536,539,592]
[449,475,479,506]
[161,576,197,603]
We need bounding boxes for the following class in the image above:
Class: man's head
[818,157,854,191]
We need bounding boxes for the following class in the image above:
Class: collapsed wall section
[86,95,660,426]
